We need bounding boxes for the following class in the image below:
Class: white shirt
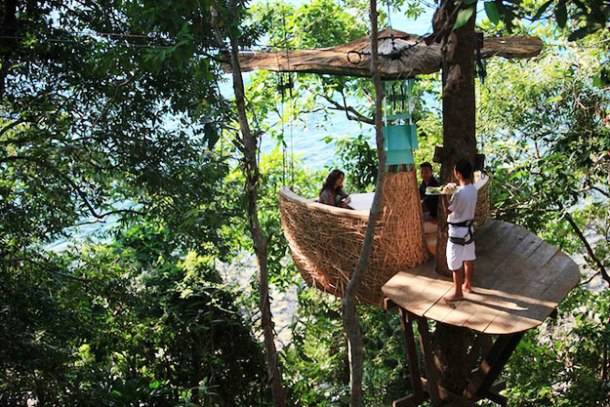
[447,184,477,238]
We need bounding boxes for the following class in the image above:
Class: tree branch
[579,271,601,286]
[342,1,385,405]
[562,209,610,286]
[586,185,610,198]
[0,118,25,138]
[227,14,287,407]
[1,155,142,220]
[320,93,375,125]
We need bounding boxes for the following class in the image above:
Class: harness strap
[447,220,474,227]
[448,219,475,246]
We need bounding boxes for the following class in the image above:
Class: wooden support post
[384,297,398,311]
[465,333,524,400]
[390,305,429,407]
[392,379,430,407]
[399,308,425,399]
[463,333,494,376]
[479,333,494,355]
[386,308,520,406]
[485,381,508,406]
[415,316,443,406]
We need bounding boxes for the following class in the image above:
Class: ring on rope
[347,50,365,64]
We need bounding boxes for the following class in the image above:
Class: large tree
[0,1,272,404]
[0,0,234,253]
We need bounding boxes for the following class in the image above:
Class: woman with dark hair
[319,169,351,208]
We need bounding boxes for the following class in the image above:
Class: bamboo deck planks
[382,220,580,334]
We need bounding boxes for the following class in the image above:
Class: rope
[289,75,295,188]
[386,1,396,51]
[277,8,296,189]
[280,75,287,186]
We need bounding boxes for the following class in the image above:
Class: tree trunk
[435,0,478,278]
[432,1,479,404]
[228,33,287,407]
[342,1,385,405]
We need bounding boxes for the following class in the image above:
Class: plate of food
[425,186,443,195]
[425,183,457,195]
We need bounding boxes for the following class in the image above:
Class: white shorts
[446,240,476,271]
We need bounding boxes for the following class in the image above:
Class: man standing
[444,159,477,301]
[418,162,440,220]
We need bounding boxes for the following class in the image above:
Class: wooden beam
[399,308,425,399]
[415,316,443,406]
[384,297,397,311]
[230,31,543,80]
[465,333,524,399]
[393,393,427,407]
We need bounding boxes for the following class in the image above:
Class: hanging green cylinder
[384,123,417,165]
[383,79,418,167]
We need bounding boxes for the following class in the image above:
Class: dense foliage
[1,223,268,406]
[0,1,269,405]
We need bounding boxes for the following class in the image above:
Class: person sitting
[319,169,351,208]
[418,162,440,219]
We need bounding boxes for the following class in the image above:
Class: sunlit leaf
[555,0,567,27]
[533,0,554,20]
[484,1,500,24]
[453,7,475,30]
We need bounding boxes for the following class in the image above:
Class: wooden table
[347,192,374,211]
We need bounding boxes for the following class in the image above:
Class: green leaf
[555,0,567,28]
[203,123,219,149]
[453,6,474,30]
[383,358,399,368]
[463,0,478,5]
[484,2,500,24]
[567,26,592,41]
[533,0,553,20]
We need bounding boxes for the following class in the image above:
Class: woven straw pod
[474,172,491,227]
[280,170,492,306]
[279,170,429,306]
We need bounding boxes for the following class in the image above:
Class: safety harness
[448,220,475,246]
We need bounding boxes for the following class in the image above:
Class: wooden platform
[382,220,580,334]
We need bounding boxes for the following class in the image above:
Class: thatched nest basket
[474,171,491,227]
[279,170,492,306]
[279,170,429,306]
